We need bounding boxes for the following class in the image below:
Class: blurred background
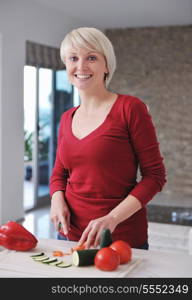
[0,0,192,254]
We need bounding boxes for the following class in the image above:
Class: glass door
[52,70,75,157]
[36,68,53,205]
[23,66,75,211]
[24,66,36,210]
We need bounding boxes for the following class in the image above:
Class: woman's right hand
[50,191,71,235]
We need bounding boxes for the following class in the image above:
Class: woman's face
[64,47,108,91]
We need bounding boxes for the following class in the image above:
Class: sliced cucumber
[100,228,113,248]
[30,252,45,257]
[72,249,98,266]
[49,260,63,266]
[31,252,72,268]
[42,258,58,264]
[33,255,49,261]
[56,262,72,268]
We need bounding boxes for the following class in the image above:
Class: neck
[78,86,115,112]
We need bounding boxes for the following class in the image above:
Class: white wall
[0,0,85,224]
[33,0,192,28]
[0,33,2,223]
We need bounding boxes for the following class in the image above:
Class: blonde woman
[50,27,166,249]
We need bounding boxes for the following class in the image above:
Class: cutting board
[0,238,142,278]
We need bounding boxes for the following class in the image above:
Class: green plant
[24,130,33,161]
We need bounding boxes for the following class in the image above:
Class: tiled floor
[22,205,192,255]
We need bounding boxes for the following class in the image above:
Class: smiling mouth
[74,74,93,79]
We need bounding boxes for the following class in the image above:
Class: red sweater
[50,94,166,247]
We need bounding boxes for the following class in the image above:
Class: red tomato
[94,247,120,271]
[110,240,132,264]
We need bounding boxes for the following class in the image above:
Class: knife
[58,222,71,251]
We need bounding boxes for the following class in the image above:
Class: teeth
[75,74,92,79]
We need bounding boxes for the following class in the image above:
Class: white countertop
[0,238,192,278]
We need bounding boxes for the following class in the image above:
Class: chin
[75,85,93,92]
[72,82,94,91]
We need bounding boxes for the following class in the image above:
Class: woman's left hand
[77,215,118,249]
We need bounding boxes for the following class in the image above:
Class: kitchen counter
[0,238,192,278]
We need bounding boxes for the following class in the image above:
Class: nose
[76,58,88,71]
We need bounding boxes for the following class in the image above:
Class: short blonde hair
[60,27,116,86]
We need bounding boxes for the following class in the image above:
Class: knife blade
[58,222,71,251]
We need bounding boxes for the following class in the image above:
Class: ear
[62,57,66,65]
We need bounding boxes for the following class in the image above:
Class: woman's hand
[78,195,142,249]
[50,191,71,235]
[77,214,118,249]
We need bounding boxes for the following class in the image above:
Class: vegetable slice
[30,251,72,267]
[72,249,98,266]
[33,255,49,261]
[70,242,86,253]
[42,258,58,264]
[30,252,45,257]
[53,250,64,257]
[49,260,63,266]
[56,262,72,268]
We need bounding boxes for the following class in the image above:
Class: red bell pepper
[0,221,38,251]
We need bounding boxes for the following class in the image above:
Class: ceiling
[33,0,192,29]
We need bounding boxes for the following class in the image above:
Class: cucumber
[31,253,72,268]
[49,260,62,266]
[30,252,45,257]
[33,255,49,261]
[42,258,58,264]
[56,262,72,268]
[72,249,98,266]
[100,228,113,248]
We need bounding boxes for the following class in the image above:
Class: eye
[88,55,97,61]
[69,56,78,62]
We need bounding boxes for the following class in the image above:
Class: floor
[22,205,192,255]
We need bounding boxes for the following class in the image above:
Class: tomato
[110,240,132,264]
[94,247,120,271]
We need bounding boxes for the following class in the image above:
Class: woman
[49,27,166,250]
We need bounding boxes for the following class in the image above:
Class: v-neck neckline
[70,94,121,142]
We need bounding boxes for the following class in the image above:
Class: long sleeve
[49,95,165,246]
[49,114,69,197]
[127,98,166,205]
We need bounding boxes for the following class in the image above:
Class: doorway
[23,66,78,211]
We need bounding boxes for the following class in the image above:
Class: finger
[51,216,59,231]
[78,227,90,247]
[67,214,71,231]
[86,229,97,249]
[78,232,88,246]
[93,230,103,248]
[60,216,68,235]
